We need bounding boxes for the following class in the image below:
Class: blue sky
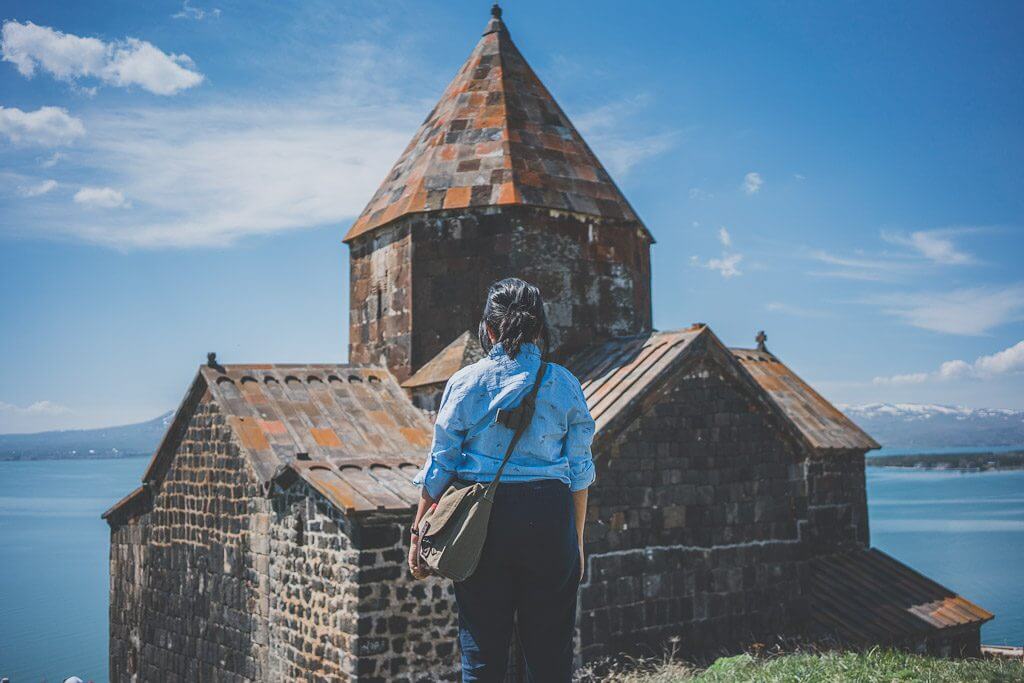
[1,0,1022,432]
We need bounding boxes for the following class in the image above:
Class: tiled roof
[809,548,992,643]
[732,348,879,451]
[565,327,707,437]
[118,364,432,519]
[344,6,644,242]
[401,331,485,388]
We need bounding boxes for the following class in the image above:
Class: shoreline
[867,451,1024,472]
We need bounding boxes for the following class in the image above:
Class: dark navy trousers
[454,479,581,683]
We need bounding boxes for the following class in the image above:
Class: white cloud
[39,151,64,167]
[74,186,129,209]
[874,285,1024,336]
[688,187,712,200]
[794,173,806,181]
[173,1,221,20]
[0,105,85,146]
[692,252,742,278]
[882,229,975,265]
[974,340,1024,376]
[17,179,57,197]
[807,249,918,282]
[872,372,929,385]
[743,171,763,195]
[717,226,731,247]
[0,37,429,249]
[873,339,1024,385]
[0,400,72,416]
[573,94,680,176]
[1,20,203,95]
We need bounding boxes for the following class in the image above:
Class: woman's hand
[408,533,431,580]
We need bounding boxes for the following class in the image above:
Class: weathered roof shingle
[344,7,644,242]
[809,548,993,643]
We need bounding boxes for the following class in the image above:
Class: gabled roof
[104,364,432,523]
[732,348,879,451]
[344,6,644,242]
[565,327,707,436]
[809,548,992,643]
[402,331,485,389]
[563,327,878,453]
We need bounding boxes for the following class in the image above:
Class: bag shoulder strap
[486,360,548,498]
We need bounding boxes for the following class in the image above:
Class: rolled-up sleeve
[563,378,596,491]
[413,378,468,501]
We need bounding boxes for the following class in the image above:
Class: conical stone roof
[344,5,645,242]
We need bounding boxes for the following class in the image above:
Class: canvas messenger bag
[417,360,549,582]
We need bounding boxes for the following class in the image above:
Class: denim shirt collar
[488,341,541,361]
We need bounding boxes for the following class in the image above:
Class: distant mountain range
[842,403,1024,449]
[1,402,1023,460]
[0,411,174,460]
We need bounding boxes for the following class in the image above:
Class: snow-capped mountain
[0,411,174,460]
[841,403,1024,448]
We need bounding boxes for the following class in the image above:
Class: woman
[408,277,596,682]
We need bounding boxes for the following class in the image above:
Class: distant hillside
[0,411,173,460]
[842,403,1024,448]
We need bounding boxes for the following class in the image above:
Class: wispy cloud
[692,252,743,278]
[38,151,64,167]
[806,249,918,282]
[17,178,57,198]
[2,20,203,95]
[0,39,427,249]
[766,301,834,319]
[691,225,743,277]
[717,226,731,247]
[688,187,713,200]
[173,1,221,21]
[874,339,1024,384]
[74,186,129,209]
[573,93,680,176]
[743,171,763,195]
[882,228,976,265]
[871,284,1024,335]
[0,400,71,417]
[0,105,84,146]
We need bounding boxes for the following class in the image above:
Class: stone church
[104,6,992,681]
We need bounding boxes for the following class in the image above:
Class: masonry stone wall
[349,206,652,381]
[108,399,268,682]
[579,351,809,662]
[802,450,869,553]
[349,221,413,380]
[108,505,150,681]
[270,481,460,682]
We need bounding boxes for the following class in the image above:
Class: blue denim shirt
[413,342,596,500]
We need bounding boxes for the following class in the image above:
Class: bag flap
[421,481,483,538]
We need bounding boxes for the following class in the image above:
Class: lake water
[1,458,1022,681]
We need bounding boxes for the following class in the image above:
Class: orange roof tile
[344,6,644,242]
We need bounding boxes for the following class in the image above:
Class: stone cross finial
[756,330,767,352]
[491,3,502,19]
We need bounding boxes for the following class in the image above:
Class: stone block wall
[579,353,809,661]
[269,481,460,682]
[802,450,869,553]
[349,222,414,380]
[108,399,267,682]
[108,506,150,681]
[349,206,652,380]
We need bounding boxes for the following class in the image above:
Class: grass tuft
[578,648,1024,682]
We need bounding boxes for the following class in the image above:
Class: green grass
[581,649,1024,683]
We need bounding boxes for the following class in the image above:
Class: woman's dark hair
[478,277,550,359]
